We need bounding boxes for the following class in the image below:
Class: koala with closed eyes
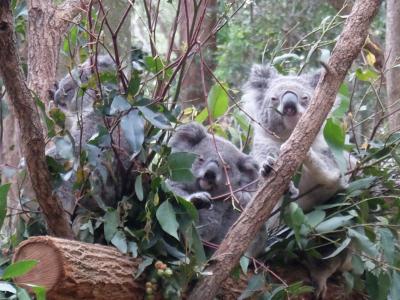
[242,64,356,299]
[167,122,265,256]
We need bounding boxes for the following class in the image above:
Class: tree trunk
[386,0,400,132]
[1,0,98,237]
[179,0,217,108]
[189,1,381,298]
[0,1,74,238]
[13,236,144,300]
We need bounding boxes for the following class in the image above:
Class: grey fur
[49,55,125,216]
[243,64,356,297]
[167,123,265,255]
[54,55,115,144]
[243,64,352,213]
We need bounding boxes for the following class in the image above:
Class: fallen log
[13,236,144,300]
[12,236,365,300]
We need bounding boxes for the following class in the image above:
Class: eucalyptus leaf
[167,152,197,182]
[348,228,379,258]
[120,109,145,154]
[305,210,325,228]
[111,230,128,254]
[240,256,250,274]
[110,95,131,115]
[16,287,31,300]
[128,70,140,96]
[315,215,353,233]
[2,260,38,280]
[31,285,46,300]
[390,271,400,300]
[0,184,11,231]
[156,200,180,240]
[379,227,395,264]
[138,106,172,129]
[0,282,16,294]
[104,209,119,242]
[323,118,346,171]
[195,108,209,124]
[135,175,144,201]
[239,274,265,300]
[207,84,229,119]
[134,256,153,279]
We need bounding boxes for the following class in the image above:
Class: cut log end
[13,236,144,300]
[13,239,63,291]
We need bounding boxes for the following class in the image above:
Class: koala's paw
[288,181,300,199]
[261,156,276,177]
[188,192,212,209]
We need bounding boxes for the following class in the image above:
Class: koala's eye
[198,157,205,163]
[271,96,278,102]
[301,95,310,103]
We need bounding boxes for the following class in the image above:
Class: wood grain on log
[13,236,144,300]
[189,1,381,299]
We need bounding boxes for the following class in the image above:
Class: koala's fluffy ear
[246,64,278,90]
[169,122,207,150]
[304,69,323,88]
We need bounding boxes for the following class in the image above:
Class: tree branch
[0,1,74,238]
[328,0,384,70]
[189,0,381,298]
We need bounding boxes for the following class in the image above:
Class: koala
[243,64,354,212]
[54,54,115,144]
[167,122,264,256]
[243,64,356,298]
[50,55,128,217]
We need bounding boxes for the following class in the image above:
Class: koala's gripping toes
[167,123,265,256]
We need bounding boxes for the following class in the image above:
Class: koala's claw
[261,156,276,177]
[188,192,212,209]
[288,181,300,199]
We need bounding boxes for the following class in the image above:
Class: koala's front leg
[252,139,280,177]
[165,180,212,209]
[303,147,341,187]
[187,192,212,209]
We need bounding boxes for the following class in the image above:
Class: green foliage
[1,1,397,299]
[1,260,37,280]
[0,184,11,231]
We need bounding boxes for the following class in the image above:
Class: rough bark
[328,0,384,71]
[13,236,144,300]
[179,0,217,108]
[1,0,98,237]
[386,0,400,132]
[189,1,381,299]
[0,1,74,238]
[28,0,96,103]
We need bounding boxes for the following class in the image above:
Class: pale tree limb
[0,1,74,238]
[385,0,400,132]
[328,0,384,71]
[1,0,96,237]
[27,0,97,102]
[189,0,381,298]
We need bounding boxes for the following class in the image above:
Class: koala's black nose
[282,91,298,117]
[204,170,216,182]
